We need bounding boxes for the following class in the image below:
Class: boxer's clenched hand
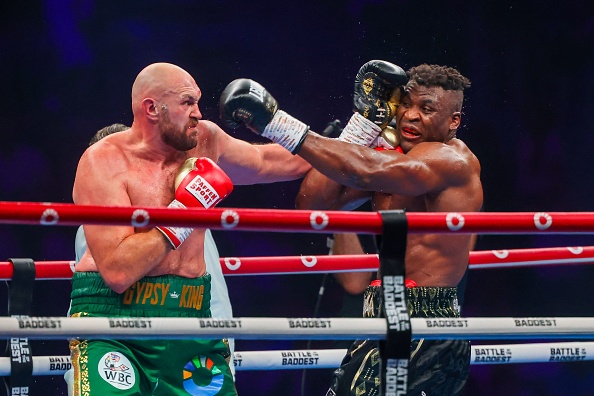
[339,60,407,147]
[219,79,309,154]
[157,157,233,249]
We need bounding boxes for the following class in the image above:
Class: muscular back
[372,138,482,287]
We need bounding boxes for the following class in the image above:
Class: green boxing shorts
[69,271,237,396]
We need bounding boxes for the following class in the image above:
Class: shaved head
[131,63,197,116]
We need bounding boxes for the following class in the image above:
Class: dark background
[2,0,594,394]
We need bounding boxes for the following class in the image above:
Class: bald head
[131,63,197,116]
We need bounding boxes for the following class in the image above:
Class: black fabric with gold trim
[326,285,470,396]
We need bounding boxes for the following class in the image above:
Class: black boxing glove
[339,60,407,146]
[219,78,309,154]
[354,60,407,128]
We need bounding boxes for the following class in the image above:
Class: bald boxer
[65,123,238,394]
[220,62,482,395]
[70,63,310,395]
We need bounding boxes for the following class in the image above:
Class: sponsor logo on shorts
[473,347,512,363]
[183,356,225,395]
[98,352,135,390]
[281,351,320,366]
[549,347,587,362]
[514,318,557,327]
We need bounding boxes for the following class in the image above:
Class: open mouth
[401,127,420,139]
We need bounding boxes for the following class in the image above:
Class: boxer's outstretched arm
[297,132,470,196]
[207,120,311,185]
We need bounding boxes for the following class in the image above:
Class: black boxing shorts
[326,284,470,396]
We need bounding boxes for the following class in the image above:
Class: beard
[158,108,197,151]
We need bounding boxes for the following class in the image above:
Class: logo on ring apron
[183,356,225,395]
[98,352,136,390]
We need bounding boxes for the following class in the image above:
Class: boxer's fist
[174,157,233,209]
[157,158,233,249]
[353,60,407,128]
[339,60,407,146]
[219,78,278,133]
[372,120,401,150]
[219,79,309,153]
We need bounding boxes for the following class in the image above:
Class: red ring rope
[2,246,594,279]
[2,201,594,233]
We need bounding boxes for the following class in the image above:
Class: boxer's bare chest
[124,137,218,207]
[123,158,184,207]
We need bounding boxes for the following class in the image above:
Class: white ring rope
[3,341,593,376]
[237,342,594,367]
[2,316,594,340]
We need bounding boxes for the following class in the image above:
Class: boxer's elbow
[98,267,132,294]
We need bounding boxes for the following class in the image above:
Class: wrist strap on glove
[338,113,382,146]
[261,110,309,153]
[156,200,193,249]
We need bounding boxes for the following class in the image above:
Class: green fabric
[70,272,212,317]
[69,272,236,395]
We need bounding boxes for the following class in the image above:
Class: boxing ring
[2,201,594,394]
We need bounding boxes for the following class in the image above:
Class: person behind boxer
[70,63,311,395]
[219,61,482,395]
[87,123,128,146]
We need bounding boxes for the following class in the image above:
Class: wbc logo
[98,352,136,390]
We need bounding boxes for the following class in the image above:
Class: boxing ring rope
[2,201,594,234]
[2,245,594,280]
[4,203,594,389]
[2,316,594,340]
[3,341,593,376]
[220,246,594,273]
